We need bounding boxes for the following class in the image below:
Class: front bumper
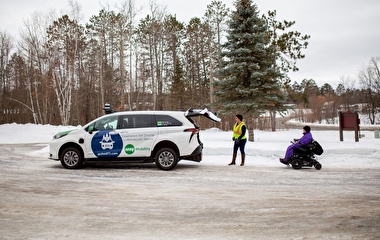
[48,141,61,160]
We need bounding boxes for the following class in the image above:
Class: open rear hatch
[185,108,221,122]
[184,108,221,148]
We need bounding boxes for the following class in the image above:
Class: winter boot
[228,153,237,165]
[240,154,245,166]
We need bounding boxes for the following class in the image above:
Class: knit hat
[236,114,243,121]
[303,126,311,132]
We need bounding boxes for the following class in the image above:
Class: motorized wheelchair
[288,139,323,170]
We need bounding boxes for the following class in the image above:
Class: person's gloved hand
[232,137,235,141]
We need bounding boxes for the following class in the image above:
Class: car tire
[60,147,83,169]
[155,147,178,171]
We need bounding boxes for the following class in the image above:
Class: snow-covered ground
[1,123,380,239]
[1,122,379,169]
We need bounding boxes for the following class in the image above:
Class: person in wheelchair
[280,126,312,164]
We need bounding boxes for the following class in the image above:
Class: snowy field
[0,123,379,169]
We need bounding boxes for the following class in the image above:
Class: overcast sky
[1,0,380,88]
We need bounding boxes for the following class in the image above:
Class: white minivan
[49,107,221,170]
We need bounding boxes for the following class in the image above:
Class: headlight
[53,130,72,139]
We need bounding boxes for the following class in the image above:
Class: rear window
[155,115,183,127]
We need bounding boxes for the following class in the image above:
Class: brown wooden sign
[339,111,360,142]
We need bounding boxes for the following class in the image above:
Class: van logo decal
[124,144,135,155]
[100,133,115,150]
[91,131,122,158]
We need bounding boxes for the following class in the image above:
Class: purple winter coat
[284,132,313,159]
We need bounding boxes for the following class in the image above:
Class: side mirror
[88,125,94,134]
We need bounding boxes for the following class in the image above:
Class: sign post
[339,111,360,142]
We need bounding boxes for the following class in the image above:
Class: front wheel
[155,148,178,171]
[291,158,303,170]
[60,147,83,169]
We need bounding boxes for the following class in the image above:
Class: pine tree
[170,57,186,110]
[214,0,285,116]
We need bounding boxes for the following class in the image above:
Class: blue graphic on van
[91,130,123,158]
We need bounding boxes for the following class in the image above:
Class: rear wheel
[291,158,303,170]
[314,162,322,170]
[155,148,178,171]
[60,147,83,169]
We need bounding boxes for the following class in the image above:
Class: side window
[93,115,118,131]
[155,115,183,127]
[119,115,156,129]
[119,116,133,129]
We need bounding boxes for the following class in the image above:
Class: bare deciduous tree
[47,15,86,125]
[358,57,380,124]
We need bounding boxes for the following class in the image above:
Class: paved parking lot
[0,144,379,239]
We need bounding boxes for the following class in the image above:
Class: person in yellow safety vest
[228,114,247,166]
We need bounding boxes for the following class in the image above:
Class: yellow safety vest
[233,122,247,140]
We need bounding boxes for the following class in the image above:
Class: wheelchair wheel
[314,162,322,170]
[291,159,303,170]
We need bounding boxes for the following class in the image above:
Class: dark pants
[233,139,247,154]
